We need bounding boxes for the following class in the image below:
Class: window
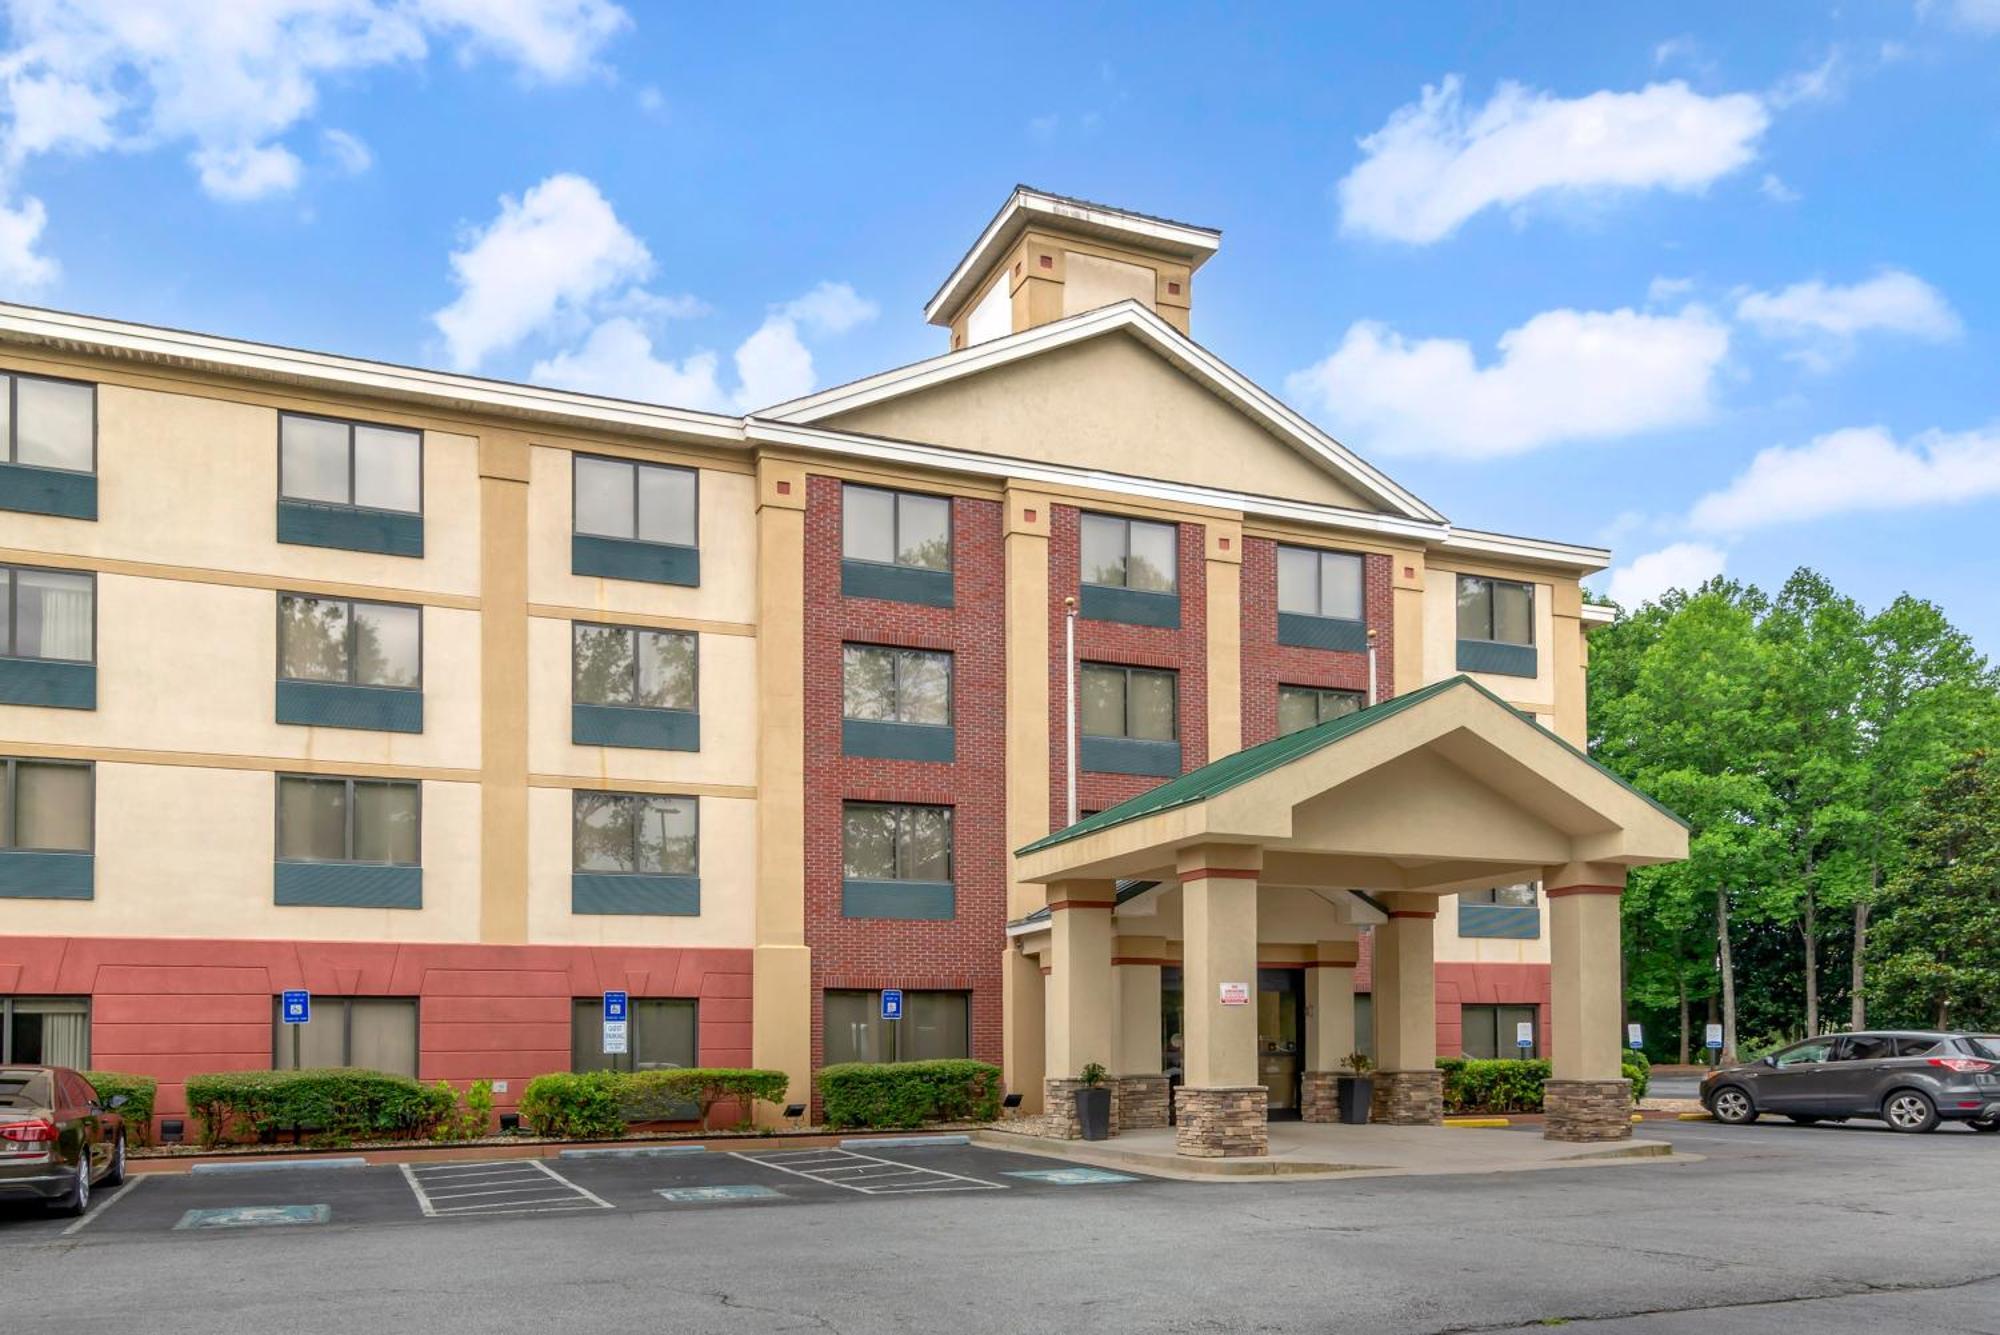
[1081,513,1176,592]
[1,758,91,852]
[0,997,90,1066]
[1963,1037,2000,1062]
[1460,1004,1539,1059]
[0,372,94,472]
[823,990,969,1065]
[279,412,421,514]
[1894,1036,1943,1058]
[842,803,952,883]
[279,594,420,687]
[842,645,951,726]
[1,564,93,662]
[1277,546,1363,620]
[273,997,417,1077]
[842,485,951,572]
[573,455,697,547]
[1457,576,1534,646]
[1838,1034,1897,1061]
[1773,1039,1835,1068]
[1277,685,1363,735]
[572,624,696,711]
[571,998,697,1074]
[1463,883,1538,908]
[276,776,419,865]
[1081,664,1177,740]
[572,792,697,876]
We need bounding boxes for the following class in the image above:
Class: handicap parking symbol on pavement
[1002,1168,1138,1185]
[175,1204,331,1230]
[656,1185,787,1203]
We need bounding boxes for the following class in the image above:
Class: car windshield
[0,1070,53,1107]
[1966,1037,2000,1062]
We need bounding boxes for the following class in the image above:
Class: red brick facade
[1046,506,1210,827]
[802,476,1007,1078]
[1239,538,1396,747]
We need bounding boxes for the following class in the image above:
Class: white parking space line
[401,1158,612,1218]
[60,1173,149,1236]
[732,1149,1005,1194]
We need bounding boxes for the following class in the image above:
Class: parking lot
[4,1121,1998,1333]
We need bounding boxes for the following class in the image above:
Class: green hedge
[83,1072,158,1146]
[816,1060,1002,1129]
[184,1069,454,1148]
[1437,1058,1649,1114]
[517,1068,791,1139]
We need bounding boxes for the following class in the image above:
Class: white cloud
[530,317,727,411]
[1767,52,1843,109]
[1736,269,1960,343]
[1689,424,2000,533]
[432,173,653,371]
[1646,275,1694,304]
[1758,173,1800,204]
[322,128,372,175]
[1947,0,2000,32]
[191,143,301,201]
[1285,303,1729,458]
[417,0,630,82]
[1336,76,1770,244]
[1607,542,1728,608]
[0,194,56,288]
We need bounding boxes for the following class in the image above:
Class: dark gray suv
[1702,1031,2000,1134]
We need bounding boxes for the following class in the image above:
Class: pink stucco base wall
[0,935,753,1135]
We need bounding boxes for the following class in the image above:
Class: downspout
[1365,627,1379,707]
[1065,595,1078,827]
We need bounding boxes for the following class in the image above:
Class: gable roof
[757,300,1445,524]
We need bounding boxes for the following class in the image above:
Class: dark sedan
[0,1066,128,1215]
[1702,1031,2000,1134]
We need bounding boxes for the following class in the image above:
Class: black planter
[1075,1086,1113,1140]
[1336,1075,1373,1125]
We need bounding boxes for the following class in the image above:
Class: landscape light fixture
[783,1102,808,1125]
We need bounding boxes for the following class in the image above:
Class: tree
[1869,752,2000,1031]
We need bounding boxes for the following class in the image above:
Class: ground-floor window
[1,996,89,1066]
[571,998,697,1073]
[1354,993,1374,1063]
[273,996,419,1076]
[823,989,969,1065]
[1460,1003,1538,1059]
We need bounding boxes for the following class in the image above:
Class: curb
[841,1134,970,1149]
[189,1157,367,1175]
[1677,1112,1716,1121]
[558,1145,709,1160]
[1443,1118,1510,1128]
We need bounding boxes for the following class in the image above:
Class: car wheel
[1711,1087,1757,1125]
[103,1134,126,1188]
[50,1156,90,1217]
[1969,1118,2000,1134]
[1883,1089,1939,1133]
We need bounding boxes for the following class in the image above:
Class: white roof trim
[761,300,1447,525]
[1581,603,1619,626]
[925,187,1220,325]
[1438,527,1612,574]
[0,302,745,445]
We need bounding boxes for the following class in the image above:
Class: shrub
[516,1068,791,1138]
[183,1069,454,1148]
[518,1072,625,1139]
[432,1079,496,1141]
[1623,1060,1650,1101]
[817,1060,1002,1129]
[1437,1058,1650,1113]
[83,1072,158,1146]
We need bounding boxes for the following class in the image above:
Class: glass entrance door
[1257,968,1305,1119]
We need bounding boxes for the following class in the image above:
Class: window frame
[840,801,955,883]
[840,643,954,727]
[1,370,97,474]
[571,453,700,548]
[1456,575,1536,647]
[570,996,699,1074]
[1459,1003,1540,1059]
[0,995,92,1066]
[569,790,700,877]
[821,988,971,1065]
[1276,544,1364,620]
[840,484,954,573]
[0,756,94,852]
[277,410,424,516]
[1080,512,1178,593]
[274,775,422,867]
[276,592,424,689]
[570,621,699,712]
[1276,684,1364,734]
[0,563,96,664]
[271,995,420,1075]
[1079,662,1179,741]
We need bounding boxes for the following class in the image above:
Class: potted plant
[1074,1063,1112,1141]
[1337,1052,1374,1125]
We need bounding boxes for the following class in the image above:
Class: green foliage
[1341,1051,1374,1074]
[517,1068,791,1138]
[83,1072,157,1146]
[816,1060,1002,1129]
[430,1079,496,1141]
[1078,1062,1107,1087]
[518,1072,625,1138]
[1435,1059,1647,1112]
[183,1069,454,1148]
[1869,751,2000,1031]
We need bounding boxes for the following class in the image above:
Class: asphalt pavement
[4,1121,1996,1334]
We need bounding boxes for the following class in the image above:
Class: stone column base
[1115,1075,1169,1131]
[1041,1078,1121,1140]
[1544,1078,1633,1142]
[1369,1069,1444,1125]
[1301,1071,1341,1123]
[1173,1085,1268,1157]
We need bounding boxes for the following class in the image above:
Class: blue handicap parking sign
[881,989,903,1021]
[603,991,628,1022]
[280,990,310,1025]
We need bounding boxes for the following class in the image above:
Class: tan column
[1305,941,1359,1071]
[1177,845,1261,1089]
[1551,583,1587,747]
[1547,862,1627,1082]
[1113,937,1166,1076]
[1003,490,1053,920]
[1391,551,1426,698]
[1002,943,1047,1112]
[1373,894,1436,1073]
[1044,883,1116,1078]
[477,432,531,945]
[1205,521,1243,759]
[751,459,811,1118]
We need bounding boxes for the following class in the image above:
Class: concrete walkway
[978,1121,1676,1181]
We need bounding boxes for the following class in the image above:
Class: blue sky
[3,3,1996,649]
